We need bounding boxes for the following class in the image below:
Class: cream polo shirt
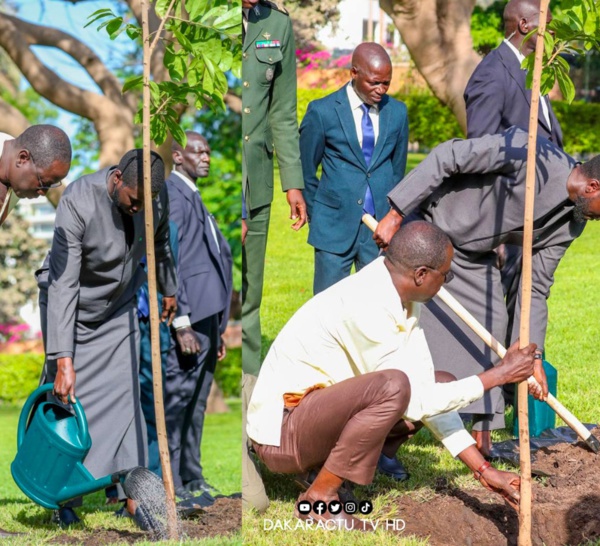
[247,257,485,458]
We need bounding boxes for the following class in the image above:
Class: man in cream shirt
[0,125,71,225]
[247,221,537,530]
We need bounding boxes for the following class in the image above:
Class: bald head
[503,0,551,54]
[350,43,392,106]
[386,221,452,271]
[352,43,391,72]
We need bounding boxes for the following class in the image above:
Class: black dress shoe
[52,507,81,527]
[377,453,409,481]
[294,469,358,505]
[183,479,220,496]
[177,491,215,518]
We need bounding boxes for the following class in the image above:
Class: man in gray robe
[373,127,599,455]
[38,149,177,526]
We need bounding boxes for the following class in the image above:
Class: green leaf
[149,81,161,103]
[201,5,227,23]
[556,67,576,103]
[543,31,554,58]
[539,65,556,96]
[203,61,215,94]
[106,17,124,39]
[126,24,142,40]
[122,75,144,94]
[187,0,211,20]
[155,0,175,18]
[213,8,240,30]
[165,114,187,147]
[84,9,114,28]
[173,27,193,51]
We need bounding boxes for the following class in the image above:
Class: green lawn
[0,400,241,545]
[245,158,600,545]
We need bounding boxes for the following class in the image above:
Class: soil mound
[397,429,600,545]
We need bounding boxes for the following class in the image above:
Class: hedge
[0,353,44,404]
[297,88,600,156]
[0,349,241,404]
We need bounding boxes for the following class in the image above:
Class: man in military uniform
[241,0,306,513]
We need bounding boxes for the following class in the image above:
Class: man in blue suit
[464,0,562,145]
[300,42,409,295]
[165,131,233,499]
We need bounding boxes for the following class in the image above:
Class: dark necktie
[360,103,375,216]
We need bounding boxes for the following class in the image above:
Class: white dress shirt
[247,257,485,457]
[504,39,552,130]
[346,82,380,147]
[170,170,221,330]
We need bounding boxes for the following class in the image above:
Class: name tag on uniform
[256,40,281,48]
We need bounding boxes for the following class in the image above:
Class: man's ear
[586,178,600,194]
[414,266,427,287]
[16,149,31,167]
[172,150,183,165]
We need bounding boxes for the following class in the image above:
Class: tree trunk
[379,0,481,132]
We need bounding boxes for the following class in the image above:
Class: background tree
[0,212,47,324]
[281,0,340,49]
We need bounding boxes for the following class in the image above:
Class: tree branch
[0,97,30,136]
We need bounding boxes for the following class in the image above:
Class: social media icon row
[297,500,373,515]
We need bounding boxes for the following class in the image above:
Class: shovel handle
[362,213,594,444]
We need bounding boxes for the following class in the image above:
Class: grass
[0,400,241,545]
[245,156,600,545]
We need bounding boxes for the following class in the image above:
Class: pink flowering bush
[0,323,31,344]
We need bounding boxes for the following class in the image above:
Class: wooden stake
[519,1,550,543]
[141,1,178,538]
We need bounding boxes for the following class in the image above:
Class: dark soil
[395,428,600,545]
[51,496,241,545]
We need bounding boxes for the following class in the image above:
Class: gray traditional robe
[38,167,177,489]
[387,128,584,429]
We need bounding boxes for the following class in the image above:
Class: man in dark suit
[374,128,600,453]
[464,0,562,145]
[165,131,233,499]
[463,0,563,453]
[300,42,408,294]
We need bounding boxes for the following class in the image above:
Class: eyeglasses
[424,266,454,284]
[28,151,63,190]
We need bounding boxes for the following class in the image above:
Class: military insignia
[265,68,274,81]
[262,32,271,40]
[256,40,281,48]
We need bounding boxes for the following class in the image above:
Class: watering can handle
[16,383,90,448]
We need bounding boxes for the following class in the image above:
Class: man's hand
[242,219,248,246]
[529,354,548,401]
[161,296,177,325]
[53,357,76,405]
[373,209,403,249]
[217,336,227,361]
[176,327,201,356]
[479,340,536,390]
[478,467,521,512]
[286,189,307,231]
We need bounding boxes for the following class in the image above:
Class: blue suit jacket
[464,41,563,147]
[166,172,233,334]
[299,85,408,254]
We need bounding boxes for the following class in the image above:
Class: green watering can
[11,383,145,510]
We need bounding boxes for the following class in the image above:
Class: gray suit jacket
[388,127,585,348]
[166,172,233,333]
[41,167,177,359]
